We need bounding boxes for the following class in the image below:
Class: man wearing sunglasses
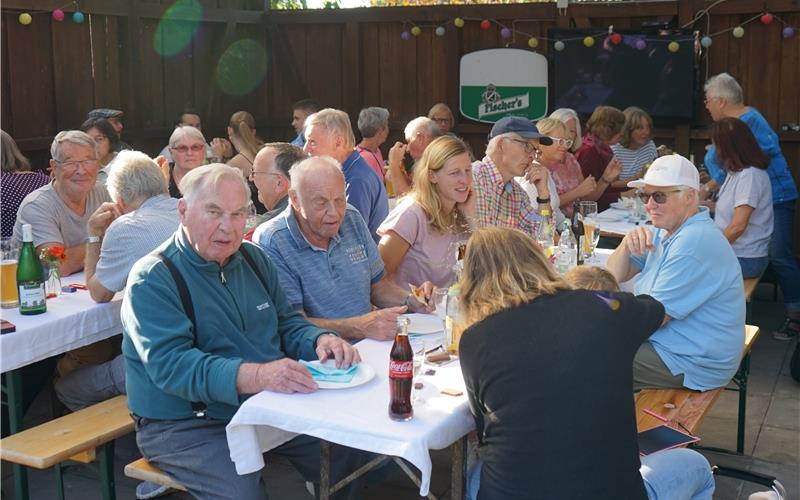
[607,154,745,393]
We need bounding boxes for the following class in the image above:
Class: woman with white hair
[549,108,582,153]
[166,125,208,198]
[356,106,390,181]
[703,72,800,340]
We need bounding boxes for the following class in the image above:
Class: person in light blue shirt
[608,154,744,391]
[703,73,800,340]
[254,156,432,342]
[302,108,389,243]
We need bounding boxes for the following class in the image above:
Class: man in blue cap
[462,116,553,235]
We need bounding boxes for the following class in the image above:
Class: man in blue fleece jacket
[122,163,365,499]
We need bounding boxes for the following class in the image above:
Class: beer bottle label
[18,282,46,308]
[389,360,413,379]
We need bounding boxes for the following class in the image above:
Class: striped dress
[611,140,658,180]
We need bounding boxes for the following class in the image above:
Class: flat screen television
[549,28,697,121]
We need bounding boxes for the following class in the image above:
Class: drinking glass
[1,237,20,309]
[410,338,426,405]
[433,288,449,322]
[577,201,599,261]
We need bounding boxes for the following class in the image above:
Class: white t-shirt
[714,167,773,258]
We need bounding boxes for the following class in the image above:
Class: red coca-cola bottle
[389,316,413,421]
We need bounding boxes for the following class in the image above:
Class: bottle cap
[22,224,33,242]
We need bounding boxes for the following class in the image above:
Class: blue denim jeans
[738,257,769,280]
[770,201,800,312]
[467,448,714,500]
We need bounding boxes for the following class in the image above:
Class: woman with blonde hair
[459,227,714,500]
[377,135,472,289]
[224,111,262,179]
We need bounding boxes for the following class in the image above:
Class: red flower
[40,245,66,263]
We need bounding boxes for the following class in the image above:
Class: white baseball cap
[627,154,700,190]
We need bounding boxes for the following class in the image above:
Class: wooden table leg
[319,440,331,500]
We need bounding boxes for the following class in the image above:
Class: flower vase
[46,265,62,299]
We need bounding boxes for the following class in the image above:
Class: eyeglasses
[171,144,205,154]
[55,159,98,171]
[508,138,537,154]
[636,188,685,204]
[433,118,451,125]
[549,137,574,148]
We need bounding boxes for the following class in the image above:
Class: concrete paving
[2,282,798,499]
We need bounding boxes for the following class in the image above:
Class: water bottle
[536,206,555,259]
[556,226,576,275]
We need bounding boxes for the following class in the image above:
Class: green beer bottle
[17,224,46,315]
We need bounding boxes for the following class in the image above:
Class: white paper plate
[315,362,376,390]
[403,313,444,335]
[610,201,632,210]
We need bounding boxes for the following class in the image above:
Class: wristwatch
[85,236,101,244]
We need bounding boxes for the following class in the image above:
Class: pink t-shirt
[545,152,583,216]
[356,145,385,181]
[377,197,469,289]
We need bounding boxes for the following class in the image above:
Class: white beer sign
[459,48,548,124]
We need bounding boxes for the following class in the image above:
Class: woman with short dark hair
[710,117,773,278]
[575,106,625,210]
[459,227,715,500]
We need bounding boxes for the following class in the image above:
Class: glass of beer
[1,237,20,309]
[577,201,599,262]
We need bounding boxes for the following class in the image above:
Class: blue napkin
[299,360,358,383]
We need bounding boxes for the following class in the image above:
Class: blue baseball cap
[488,117,553,145]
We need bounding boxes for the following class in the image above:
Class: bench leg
[735,354,750,454]
[55,463,65,500]
[6,370,30,500]
[98,441,117,500]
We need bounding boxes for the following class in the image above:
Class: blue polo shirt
[704,108,798,204]
[341,150,389,243]
[630,207,745,390]
[253,204,384,319]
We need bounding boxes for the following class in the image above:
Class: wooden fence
[2,0,799,243]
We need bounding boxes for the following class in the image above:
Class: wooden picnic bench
[0,395,133,500]
[635,325,760,453]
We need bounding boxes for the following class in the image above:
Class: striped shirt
[611,140,658,180]
[471,156,540,236]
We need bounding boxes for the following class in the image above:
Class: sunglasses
[549,137,574,148]
[636,188,685,204]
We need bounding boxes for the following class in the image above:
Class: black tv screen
[549,29,697,120]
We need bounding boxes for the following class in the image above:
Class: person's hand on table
[622,226,655,257]
[357,306,408,341]
[315,333,361,368]
[258,358,318,393]
[87,202,122,238]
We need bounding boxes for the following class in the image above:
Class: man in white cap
[607,154,745,392]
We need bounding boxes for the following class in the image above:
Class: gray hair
[357,107,389,138]
[179,163,250,206]
[304,109,356,149]
[549,108,582,152]
[106,151,168,205]
[50,130,96,162]
[169,125,206,148]
[404,117,442,142]
[289,156,345,193]
[704,72,743,105]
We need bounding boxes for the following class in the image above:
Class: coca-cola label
[389,360,413,379]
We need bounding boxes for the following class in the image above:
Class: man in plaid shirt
[463,117,553,235]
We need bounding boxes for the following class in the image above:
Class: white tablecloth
[592,248,636,293]
[226,337,474,496]
[0,273,123,373]
[596,207,651,237]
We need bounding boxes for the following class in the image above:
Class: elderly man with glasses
[607,154,745,392]
[459,117,553,236]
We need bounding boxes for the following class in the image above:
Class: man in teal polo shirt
[254,156,433,341]
[607,154,744,391]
